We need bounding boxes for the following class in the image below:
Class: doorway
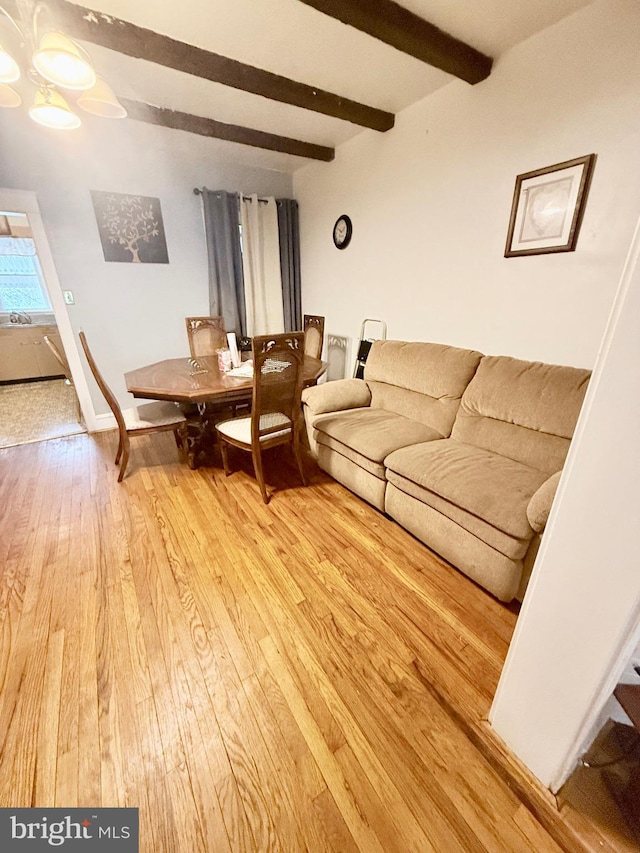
[0,188,95,446]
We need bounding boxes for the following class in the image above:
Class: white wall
[294,0,640,373]
[0,111,292,416]
[490,213,640,790]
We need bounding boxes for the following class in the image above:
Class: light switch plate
[63,290,74,305]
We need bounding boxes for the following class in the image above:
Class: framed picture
[504,154,596,257]
[91,190,169,263]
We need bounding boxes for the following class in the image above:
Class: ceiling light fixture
[0,80,21,106]
[0,1,126,129]
[29,85,80,129]
[77,76,127,119]
[0,39,20,81]
[32,31,96,90]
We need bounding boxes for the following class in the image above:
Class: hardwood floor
[0,431,615,851]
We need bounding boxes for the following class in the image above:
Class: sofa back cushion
[364,340,483,437]
[451,355,591,474]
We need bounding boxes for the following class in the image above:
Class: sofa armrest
[527,471,562,533]
[302,378,372,415]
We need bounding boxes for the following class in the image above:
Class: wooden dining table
[125,354,327,467]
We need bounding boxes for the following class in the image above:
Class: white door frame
[0,188,98,430]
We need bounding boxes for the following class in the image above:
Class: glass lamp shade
[28,88,81,130]
[32,32,96,90]
[77,77,127,118]
[0,83,21,108]
[0,44,20,83]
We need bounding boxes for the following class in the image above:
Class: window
[0,212,51,313]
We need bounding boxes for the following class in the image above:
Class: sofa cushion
[316,432,386,479]
[364,340,482,436]
[317,445,388,510]
[385,439,549,540]
[385,484,523,602]
[314,408,442,478]
[385,469,530,560]
[452,355,590,474]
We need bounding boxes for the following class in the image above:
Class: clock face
[333,215,352,249]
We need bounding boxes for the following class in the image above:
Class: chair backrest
[185,316,227,357]
[303,314,325,360]
[251,332,305,441]
[78,331,126,432]
[43,334,72,382]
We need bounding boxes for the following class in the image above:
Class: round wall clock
[333,214,353,250]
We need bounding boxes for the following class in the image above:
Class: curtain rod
[193,188,269,204]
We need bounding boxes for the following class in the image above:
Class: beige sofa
[302,340,590,602]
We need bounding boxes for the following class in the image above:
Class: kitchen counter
[0,323,65,382]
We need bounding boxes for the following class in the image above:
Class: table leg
[181,403,236,469]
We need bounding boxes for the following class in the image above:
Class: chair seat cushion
[385,439,548,539]
[216,412,292,445]
[123,401,186,430]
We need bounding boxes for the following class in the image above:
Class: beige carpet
[0,379,86,448]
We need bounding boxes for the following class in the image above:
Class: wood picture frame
[504,154,596,257]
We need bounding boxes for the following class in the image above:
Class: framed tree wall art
[91,191,169,263]
[504,154,596,257]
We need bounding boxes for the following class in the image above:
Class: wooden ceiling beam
[27,0,394,132]
[297,0,493,84]
[120,98,335,162]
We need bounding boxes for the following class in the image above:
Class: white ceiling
[71,0,594,172]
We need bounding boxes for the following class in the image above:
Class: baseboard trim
[89,412,117,432]
[412,659,615,853]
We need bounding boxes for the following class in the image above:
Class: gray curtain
[276,198,302,332]
[201,189,246,336]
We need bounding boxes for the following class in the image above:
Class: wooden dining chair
[185,316,227,357]
[79,331,187,482]
[43,334,82,422]
[303,314,325,360]
[215,332,306,504]
[185,315,246,417]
